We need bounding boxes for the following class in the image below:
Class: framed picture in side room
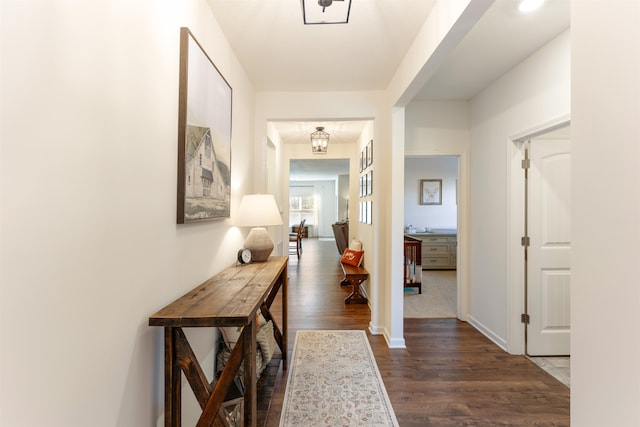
[419,179,442,205]
[366,200,372,224]
[359,151,364,172]
[367,170,372,196]
[177,27,232,224]
[366,140,373,167]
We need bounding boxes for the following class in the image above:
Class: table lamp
[235,194,283,262]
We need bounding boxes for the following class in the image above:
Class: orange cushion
[340,248,364,267]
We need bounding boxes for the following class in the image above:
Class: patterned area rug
[279,330,399,427]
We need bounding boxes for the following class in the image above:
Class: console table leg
[165,327,181,427]
[243,320,257,427]
[282,267,288,370]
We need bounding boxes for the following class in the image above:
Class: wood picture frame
[177,27,232,224]
[366,140,373,167]
[419,179,442,205]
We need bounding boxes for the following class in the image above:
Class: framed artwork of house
[177,27,232,224]
[419,179,442,205]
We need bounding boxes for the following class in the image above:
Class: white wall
[404,157,458,229]
[0,1,257,426]
[468,30,570,348]
[571,1,640,425]
[354,122,375,306]
[338,174,349,221]
[405,100,471,155]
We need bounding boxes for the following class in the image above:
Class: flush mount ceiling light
[518,0,545,13]
[302,0,351,25]
[310,127,329,154]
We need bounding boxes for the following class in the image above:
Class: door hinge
[521,236,530,247]
[521,313,530,324]
[521,158,530,169]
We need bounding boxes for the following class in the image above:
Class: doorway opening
[289,159,350,240]
[403,156,459,318]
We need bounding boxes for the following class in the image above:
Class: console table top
[149,256,287,328]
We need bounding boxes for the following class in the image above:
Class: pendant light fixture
[310,126,329,154]
[302,0,351,25]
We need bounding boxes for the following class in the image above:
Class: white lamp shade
[235,194,283,227]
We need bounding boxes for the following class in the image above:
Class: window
[290,186,316,236]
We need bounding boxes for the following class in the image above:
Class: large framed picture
[419,179,442,205]
[177,27,232,224]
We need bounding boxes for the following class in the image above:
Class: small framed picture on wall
[419,179,442,205]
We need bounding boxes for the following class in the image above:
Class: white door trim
[505,114,570,354]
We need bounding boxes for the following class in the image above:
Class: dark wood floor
[264,238,570,426]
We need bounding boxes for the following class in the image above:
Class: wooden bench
[339,262,369,304]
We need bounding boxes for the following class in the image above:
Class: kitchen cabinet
[406,229,457,270]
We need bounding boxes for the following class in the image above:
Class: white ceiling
[415,0,570,100]
[206,0,570,178]
[207,0,438,92]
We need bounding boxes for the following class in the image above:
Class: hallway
[264,239,570,426]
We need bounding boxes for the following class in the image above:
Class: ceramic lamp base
[244,227,274,262]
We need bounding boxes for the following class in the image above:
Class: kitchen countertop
[405,228,457,237]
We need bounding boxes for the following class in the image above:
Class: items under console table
[149,256,288,427]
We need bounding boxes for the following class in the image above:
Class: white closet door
[527,138,571,356]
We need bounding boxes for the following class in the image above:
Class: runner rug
[279,330,399,427]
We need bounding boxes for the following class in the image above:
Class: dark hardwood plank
[262,239,569,427]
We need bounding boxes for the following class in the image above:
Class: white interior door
[527,137,571,356]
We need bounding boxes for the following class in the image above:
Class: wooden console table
[149,256,288,427]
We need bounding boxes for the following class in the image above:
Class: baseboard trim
[369,322,406,349]
[467,315,507,351]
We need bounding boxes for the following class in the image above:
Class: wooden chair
[289,219,306,259]
[331,221,349,255]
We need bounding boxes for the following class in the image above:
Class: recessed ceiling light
[518,0,545,13]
